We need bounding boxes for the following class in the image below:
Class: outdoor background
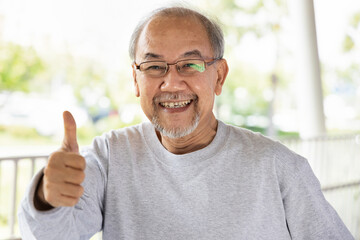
[0,0,360,239]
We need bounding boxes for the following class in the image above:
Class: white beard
[152,112,200,139]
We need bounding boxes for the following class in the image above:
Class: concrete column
[289,0,326,139]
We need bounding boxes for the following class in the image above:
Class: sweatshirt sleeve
[279,151,354,240]
[18,136,108,240]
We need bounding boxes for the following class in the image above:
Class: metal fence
[280,134,360,239]
[0,155,47,240]
[0,134,359,239]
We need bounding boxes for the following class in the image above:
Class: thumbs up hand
[61,111,80,153]
[35,111,86,210]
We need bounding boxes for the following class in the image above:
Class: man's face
[133,16,227,138]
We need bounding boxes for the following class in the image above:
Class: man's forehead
[142,15,205,40]
[136,16,213,61]
[148,15,200,28]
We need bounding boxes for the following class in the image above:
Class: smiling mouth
[159,100,192,108]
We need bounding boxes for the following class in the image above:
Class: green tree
[197,0,289,134]
[337,11,360,85]
[343,11,360,53]
[0,42,44,92]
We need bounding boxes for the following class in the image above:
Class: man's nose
[160,65,187,92]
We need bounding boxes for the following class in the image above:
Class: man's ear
[132,64,140,97]
[214,59,229,96]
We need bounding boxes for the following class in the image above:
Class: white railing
[0,134,359,239]
[280,134,360,239]
[280,134,360,186]
[0,155,47,240]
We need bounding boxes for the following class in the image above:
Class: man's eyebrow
[144,53,163,60]
[142,50,204,61]
[181,50,204,59]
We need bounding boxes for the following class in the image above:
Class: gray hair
[129,6,224,61]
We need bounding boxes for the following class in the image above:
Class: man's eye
[183,63,195,68]
[145,65,165,71]
[182,63,205,72]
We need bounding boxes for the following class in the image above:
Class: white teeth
[160,100,192,108]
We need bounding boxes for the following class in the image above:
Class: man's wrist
[33,173,54,211]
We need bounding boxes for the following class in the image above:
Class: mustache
[153,92,198,103]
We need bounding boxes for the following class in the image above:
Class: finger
[48,152,86,171]
[46,192,80,207]
[62,111,79,153]
[59,183,84,199]
[63,153,86,171]
[44,183,83,206]
[45,166,85,185]
[63,167,85,185]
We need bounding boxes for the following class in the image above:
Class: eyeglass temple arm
[206,58,222,66]
[133,62,141,70]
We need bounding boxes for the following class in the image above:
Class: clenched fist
[35,111,86,210]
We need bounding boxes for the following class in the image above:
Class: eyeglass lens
[139,59,206,77]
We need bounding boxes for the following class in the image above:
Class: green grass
[0,124,94,147]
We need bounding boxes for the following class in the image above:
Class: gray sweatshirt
[18,121,354,240]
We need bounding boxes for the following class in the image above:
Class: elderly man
[19,6,353,240]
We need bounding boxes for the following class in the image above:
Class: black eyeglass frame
[133,58,222,77]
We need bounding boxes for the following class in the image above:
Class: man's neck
[157,116,218,155]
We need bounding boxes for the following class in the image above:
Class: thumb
[61,111,79,153]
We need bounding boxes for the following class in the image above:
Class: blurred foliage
[200,0,290,133]
[1,0,359,145]
[0,43,44,92]
[40,52,139,124]
[0,124,54,145]
[0,124,38,139]
[342,11,360,54]
[343,35,355,52]
[339,11,360,90]
[0,0,296,143]
[336,63,360,84]
[349,12,360,28]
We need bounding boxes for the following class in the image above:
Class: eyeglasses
[134,58,220,77]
